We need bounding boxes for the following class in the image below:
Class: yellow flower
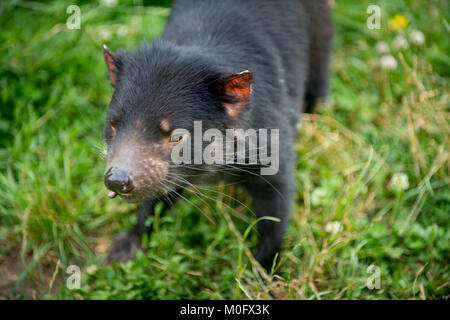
[388,14,409,30]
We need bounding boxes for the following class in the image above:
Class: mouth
[107,190,134,199]
[106,190,148,203]
[119,193,133,199]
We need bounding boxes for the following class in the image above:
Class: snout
[104,146,170,202]
[104,166,134,195]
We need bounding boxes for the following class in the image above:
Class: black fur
[104,0,333,272]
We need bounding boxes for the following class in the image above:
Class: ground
[0,0,448,299]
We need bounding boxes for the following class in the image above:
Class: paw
[105,232,142,264]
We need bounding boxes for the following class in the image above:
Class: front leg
[245,175,295,273]
[105,191,180,264]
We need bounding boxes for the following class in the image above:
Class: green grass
[0,0,448,300]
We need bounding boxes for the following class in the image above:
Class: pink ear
[221,70,252,117]
[103,44,119,86]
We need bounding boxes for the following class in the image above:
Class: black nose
[104,166,134,194]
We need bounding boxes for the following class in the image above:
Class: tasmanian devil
[102,0,333,272]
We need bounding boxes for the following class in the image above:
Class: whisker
[161,177,216,225]
[165,173,253,220]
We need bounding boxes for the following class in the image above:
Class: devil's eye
[170,134,182,142]
[169,130,186,144]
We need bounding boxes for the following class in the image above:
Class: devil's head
[102,42,252,202]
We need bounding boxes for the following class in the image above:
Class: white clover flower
[380,54,398,70]
[99,28,113,41]
[117,25,128,36]
[391,172,409,191]
[410,29,425,46]
[86,265,98,274]
[310,188,328,206]
[100,0,118,7]
[376,41,390,54]
[392,35,409,50]
[325,221,343,236]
